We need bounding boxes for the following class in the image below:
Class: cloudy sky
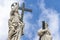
[0,0,60,40]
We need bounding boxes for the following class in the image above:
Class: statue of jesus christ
[8,2,24,40]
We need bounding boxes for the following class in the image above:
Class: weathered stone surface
[38,22,52,40]
[8,2,24,40]
[8,2,32,40]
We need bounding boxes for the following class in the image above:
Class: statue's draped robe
[38,29,52,40]
[8,12,24,40]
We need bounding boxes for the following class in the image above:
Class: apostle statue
[38,21,52,40]
[8,2,24,40]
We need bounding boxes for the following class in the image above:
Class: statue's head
[11,2,19,11]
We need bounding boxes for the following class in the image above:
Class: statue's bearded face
[11,2,19,11]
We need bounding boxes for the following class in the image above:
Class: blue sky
[0,0,60,40]
[22,0,60,40]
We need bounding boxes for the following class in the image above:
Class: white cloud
[23,13,34,40]
[37,0,60,40]
[33,35,39,40]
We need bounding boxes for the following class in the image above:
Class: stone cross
[38,21,52,40]
[8,2,32,40]
[42,21,45,29]
[19,3,32,22]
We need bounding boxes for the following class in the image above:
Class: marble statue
[8,2,32,40]
[38,21,52,40]
[8,2,24,40]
